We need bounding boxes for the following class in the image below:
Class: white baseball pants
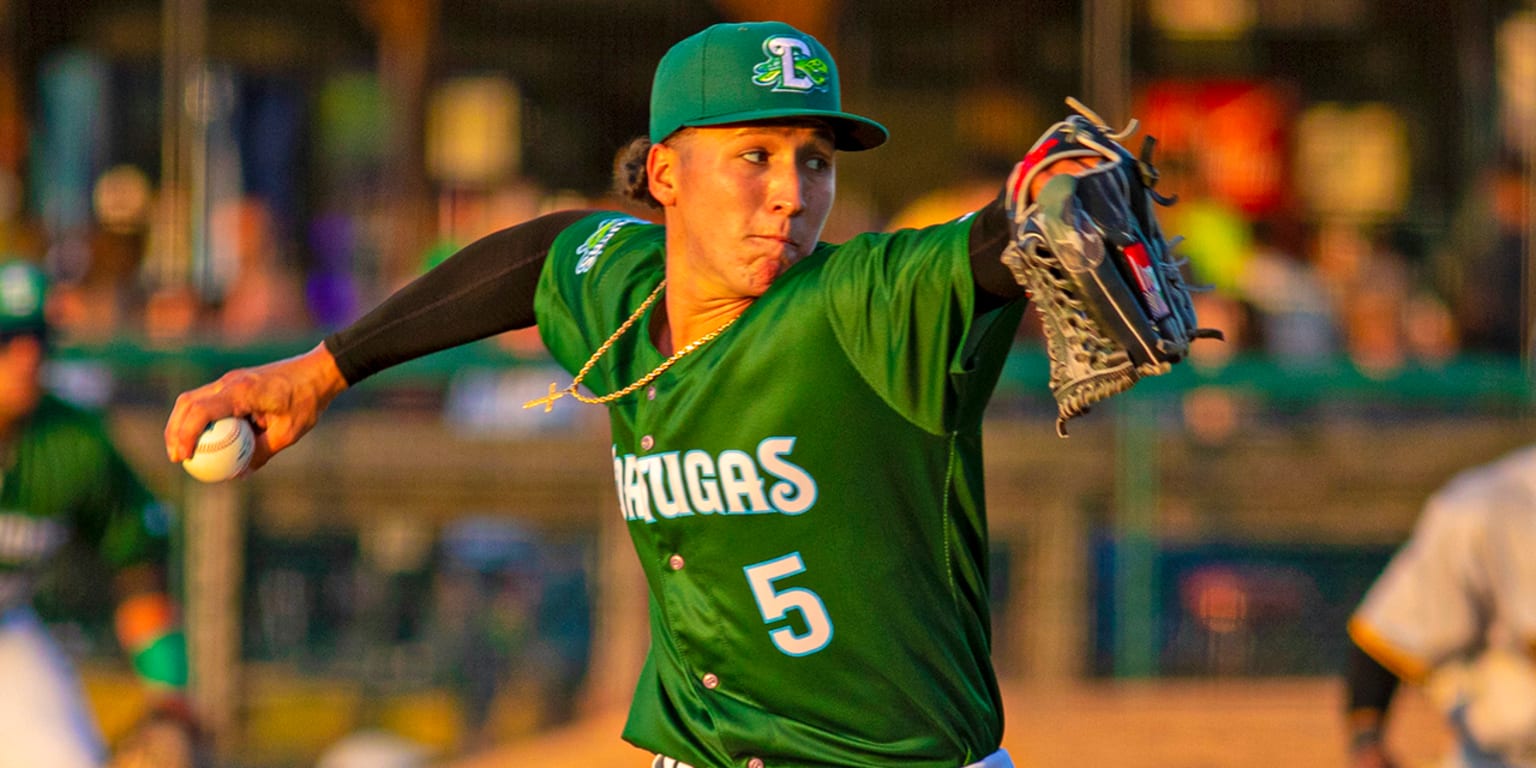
[0,608,107,768]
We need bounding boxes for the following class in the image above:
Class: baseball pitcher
[165,20,1215,768]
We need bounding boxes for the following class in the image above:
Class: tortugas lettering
[613,436,817,522]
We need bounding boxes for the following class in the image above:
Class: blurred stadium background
[1,0,1533,766]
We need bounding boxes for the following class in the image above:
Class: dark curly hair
[612,137,661,209]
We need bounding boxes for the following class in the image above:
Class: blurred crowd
[0,42,1530,374]
[1179,155,1530,375]
[0,167,313,345]
[1,147,1528,374]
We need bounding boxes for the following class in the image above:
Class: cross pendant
[523,382,566,412]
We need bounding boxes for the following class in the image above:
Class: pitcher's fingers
[165,394,207,463]
[164,386,235,463]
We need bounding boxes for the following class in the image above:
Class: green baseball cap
[0,260,48,338]
[649,21,888,151]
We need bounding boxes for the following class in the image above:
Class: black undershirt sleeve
[328,195,1017,385]
[324,209,595,385]
[1346,636,1401,717]
[967,188,1024,313]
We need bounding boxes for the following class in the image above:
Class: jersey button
[668,554,685,571]
[701,672,720,689]
[640,435,655,451]
[646,385,658,401]
[746,759,765,768]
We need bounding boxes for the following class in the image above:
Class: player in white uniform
[1347,443,1536,768]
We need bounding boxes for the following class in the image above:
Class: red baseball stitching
[198,420,245,453]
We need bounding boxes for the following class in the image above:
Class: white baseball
[182,417,255,483]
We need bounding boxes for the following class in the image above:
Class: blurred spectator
[1315,223,1415,376]
[142,286,201,343]
[1403,290,1460,366]
[1238,218,1338,367]
[212,197,310,343]
[1378,224,1462,367]
[50,165,153,340]
[1454,156,1529,357]
[1188,291,1251,369]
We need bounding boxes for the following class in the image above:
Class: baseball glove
[1003,97,1222,436]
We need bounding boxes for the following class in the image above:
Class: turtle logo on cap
[752,36,830,94]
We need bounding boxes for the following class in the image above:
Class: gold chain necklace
[523,280,742,412]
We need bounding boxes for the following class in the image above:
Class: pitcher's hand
[164,342,348,473]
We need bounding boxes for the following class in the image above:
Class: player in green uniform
[0,259,193,767]
[165,21,1087,768]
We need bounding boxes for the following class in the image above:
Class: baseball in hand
[182,417,255,483]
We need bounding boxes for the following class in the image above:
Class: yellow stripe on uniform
[1347,616,1431,684]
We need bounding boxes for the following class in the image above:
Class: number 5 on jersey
[744,552,834,656]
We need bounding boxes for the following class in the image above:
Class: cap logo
[752,36,830,94]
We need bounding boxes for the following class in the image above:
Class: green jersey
[0,395,169,612]
[537,213,1024,768]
